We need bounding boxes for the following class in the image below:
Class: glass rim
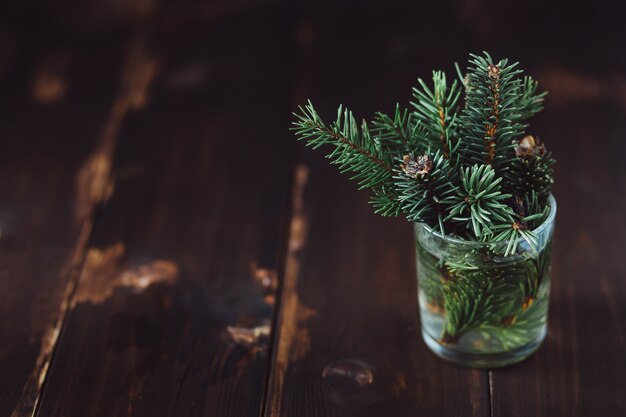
[416,194,557,246]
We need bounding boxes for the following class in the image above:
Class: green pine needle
[292,51,554,245]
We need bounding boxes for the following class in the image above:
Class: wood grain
[35,10,296,417]
[1,2,625,416]
[0,30,132,417]
[488,98,626,416]
[264,7,490,416]
[266,151,490,416]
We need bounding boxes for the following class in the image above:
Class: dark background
[1,1,625,416]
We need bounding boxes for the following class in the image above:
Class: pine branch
[292,52,554,243]
[440,267,518,344]
[370,184,404,217]
[476,296,549,351]
[501,135,555,202]
[446,164,513,239]
[411,71,462,158]
[458,52,525,171]
[293,101,418,218]
[292,52,557,355]
[292,100,393,190]
[446,164,545,256]
[395,151,461,233]
[510,191,550,231]
[515,76,547,121]
[370,104,426,156]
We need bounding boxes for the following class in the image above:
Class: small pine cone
[515,135,547,159]
[400,154,432,178]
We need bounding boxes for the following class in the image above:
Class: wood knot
[226,322,270,348]
[322,359,374,387]
[322,359,379,407]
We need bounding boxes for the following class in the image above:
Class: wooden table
[1,1,625,416]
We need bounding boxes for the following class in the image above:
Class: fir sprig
[292,51,554,247]
[457,53,525,172]
[294,52,556,350]
[501,135,555,202]
[411,71,462,158]
[447,164,513,239]
[440,267,518,344]
[516,76,547,121]
[395,151,460,233]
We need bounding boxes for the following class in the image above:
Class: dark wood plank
[0,25,138,417]
[455,2,626,414]
[36,9,295,417]
[266,157,489,417]
[264,6,490,416]
[489,81,626,416]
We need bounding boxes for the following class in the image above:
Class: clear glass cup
[414,195,556,368]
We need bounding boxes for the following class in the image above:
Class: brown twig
[309,121,392,171]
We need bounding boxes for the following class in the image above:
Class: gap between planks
[262,164,309,417]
